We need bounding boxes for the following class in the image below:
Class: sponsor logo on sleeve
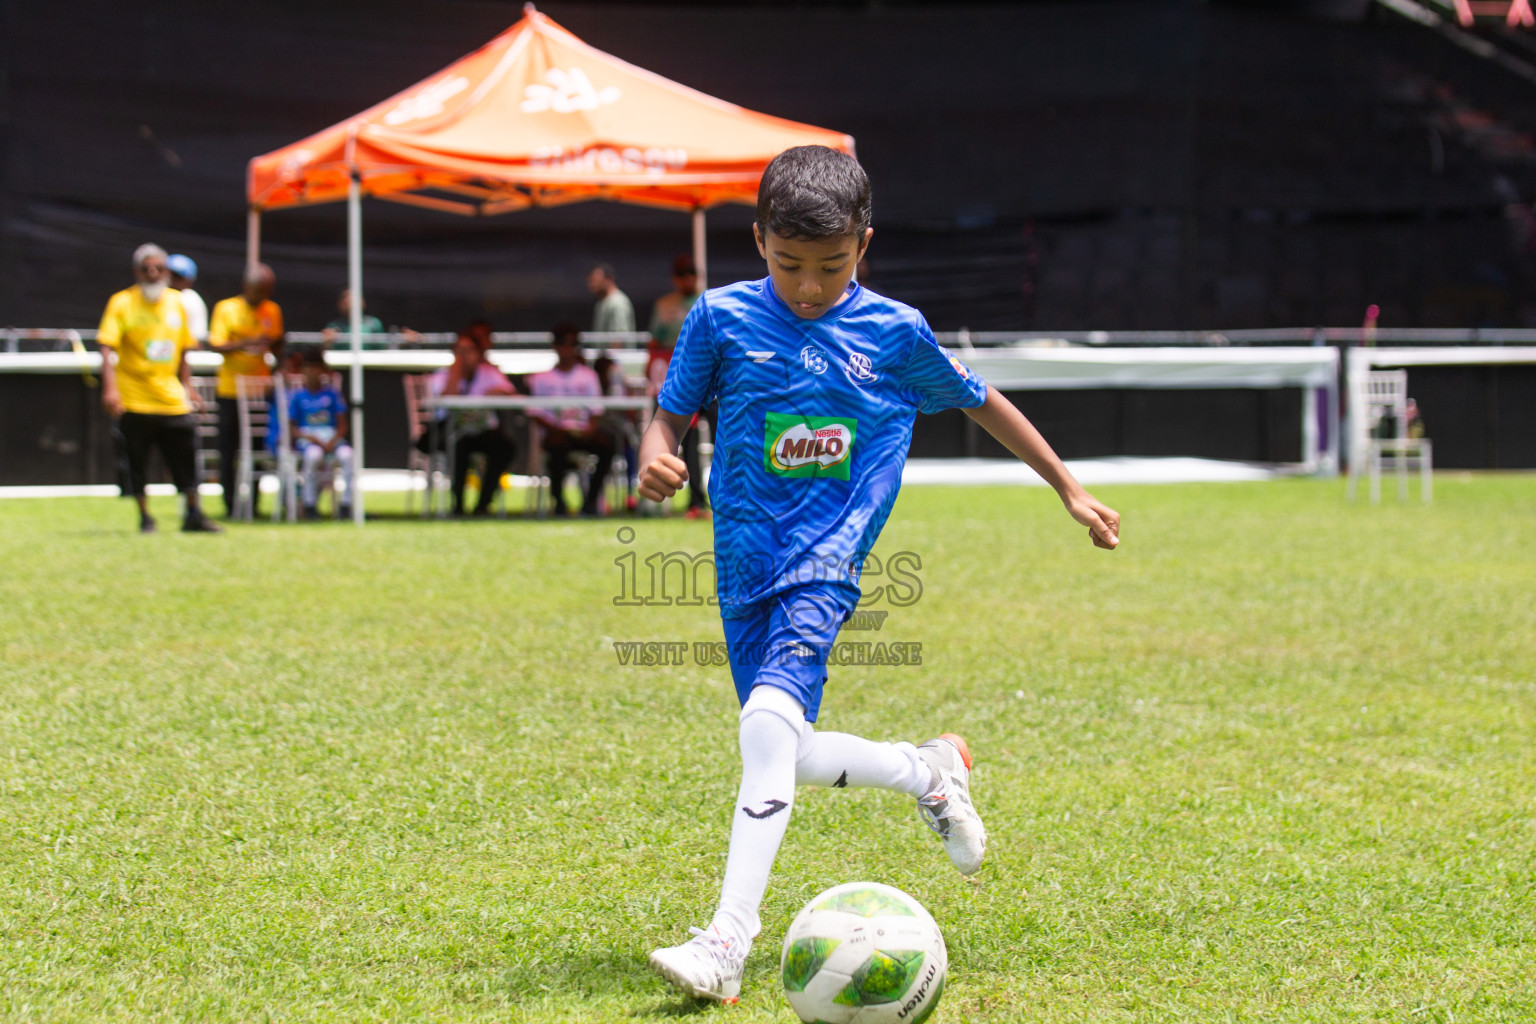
[942,346,971,380]
[763,412,857,479]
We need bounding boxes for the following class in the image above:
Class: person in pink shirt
[529,322,615,516]
[418,330,517,516]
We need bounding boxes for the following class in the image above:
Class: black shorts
[118,411,198,496]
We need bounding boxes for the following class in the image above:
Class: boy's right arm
[640,290,716,501]
[637,409,695,501]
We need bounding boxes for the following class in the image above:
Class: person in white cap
[167,254,208,345]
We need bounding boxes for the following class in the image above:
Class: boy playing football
[639,146,1120,1002]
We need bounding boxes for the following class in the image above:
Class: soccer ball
[780,881,947,1024]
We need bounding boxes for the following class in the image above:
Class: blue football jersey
[286,387,347,443]
[658,277,987,618]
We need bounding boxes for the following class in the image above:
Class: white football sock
[794,727,932,798]
[710,685,804,949]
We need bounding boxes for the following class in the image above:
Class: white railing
[0,328,655,353]
[9,325,1536,354]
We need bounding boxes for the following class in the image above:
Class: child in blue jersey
[640,146,1121,1003]
[286,351,354,518]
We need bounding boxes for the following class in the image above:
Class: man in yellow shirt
[97,243,221,533]
[207,263,285,517]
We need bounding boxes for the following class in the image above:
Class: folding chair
[191,375,221,494]
[403,373,448,517]
[233,375,283,521]
[1347,369,1432,504]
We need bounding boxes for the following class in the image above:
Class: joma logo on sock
[743,799,788,819]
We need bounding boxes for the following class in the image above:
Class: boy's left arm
[964,386,1120,549]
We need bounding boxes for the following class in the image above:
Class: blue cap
[166,254,197,282]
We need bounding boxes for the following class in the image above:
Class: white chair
[233,375,285,521]
[270,374,299,521]
[190,375,221,495]
[1347,369,1432,503]
[402,374,447,517]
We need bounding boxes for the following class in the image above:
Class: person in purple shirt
[418,330,517,516]
[528,322,615,516]
[639,146,1123,1003]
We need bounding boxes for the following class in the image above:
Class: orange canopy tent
[247,3,852,523]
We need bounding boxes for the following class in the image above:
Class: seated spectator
[321,288,419,349]
[464,319,494,351]
[286,350,355,519]
[418,329,517,516]
[529,322,614,517]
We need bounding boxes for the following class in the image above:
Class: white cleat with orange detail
[649,924,746,1004]
[916,733,987,875]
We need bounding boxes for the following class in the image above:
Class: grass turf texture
[1,477,1532,1023]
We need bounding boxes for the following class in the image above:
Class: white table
[420,394,654,517]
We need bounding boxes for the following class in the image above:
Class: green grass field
[2,476,1533,1023]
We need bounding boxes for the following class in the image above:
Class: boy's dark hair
[756,145,871,242]
[300,349,328,368]
[551,321,581,346]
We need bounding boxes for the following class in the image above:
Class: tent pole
[246,208,261,273]
[347,175,366,526]
[692,207,707,289]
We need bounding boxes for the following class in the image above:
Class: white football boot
[916,733,988,875]
[649,924,747,1004]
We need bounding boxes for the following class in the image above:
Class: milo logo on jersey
[764,412,857,479]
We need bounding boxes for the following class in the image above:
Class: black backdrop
[5,1,1536,483]
[5,0,1536,333]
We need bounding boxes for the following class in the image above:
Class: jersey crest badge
[845,351,878,384]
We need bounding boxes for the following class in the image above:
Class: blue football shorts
[720,585,855,723]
